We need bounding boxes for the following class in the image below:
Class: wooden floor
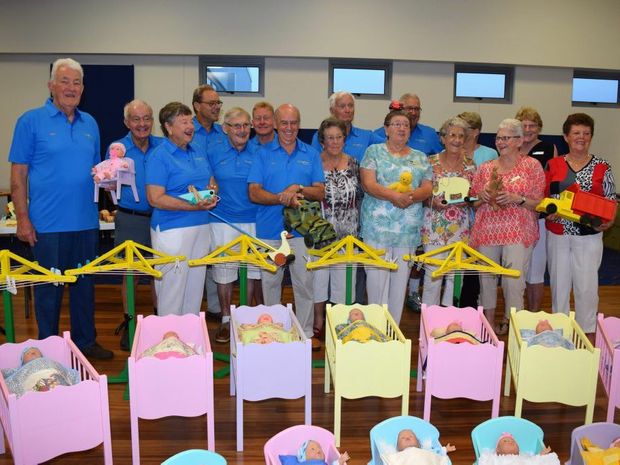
[2,284,620,465]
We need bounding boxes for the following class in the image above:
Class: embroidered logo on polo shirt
[297,160,311,166]
[83,132,93,139]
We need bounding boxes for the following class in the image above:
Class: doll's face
[400,171,412,184]
[258,313,273,324]
[22,347,42,364]
[535,320,553,334]
[446,322,463,333]
[349,309,365,322]
[163,331,179,340]
[109,144,125,159]
[496,436,520,455]
[305,440,325,461]
[397,429,420,451]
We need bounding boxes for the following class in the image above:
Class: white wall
[1,0,619,69]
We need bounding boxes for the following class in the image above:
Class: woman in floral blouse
[470,119,545,335]
[360,109,432,324]
[421,117,475,306]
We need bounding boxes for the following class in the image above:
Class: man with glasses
[249,101,276,147]
[191,84,224,321]
[311,91,381,162]
[248,104,325,348]
[374,93,442,156]
[112,99,163,350]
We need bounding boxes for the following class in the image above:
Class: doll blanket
[520,329,575,350]
[478,451,560,465]
[239,322,298,345]
[2,357,80,397]
[335,320,388,343]
[140,336,198,360]
[381,447,449,465]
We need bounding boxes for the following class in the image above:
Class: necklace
[566,153,591,171]
[440,151,463,172]
[323,153,345,171]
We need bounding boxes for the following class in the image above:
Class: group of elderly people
[8,58,615,360]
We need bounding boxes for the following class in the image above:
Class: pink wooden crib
[0,332,113,465]
[128,313,215,465]
[230,304,311,452]
[416,304,504,421]
[595,313,620,422]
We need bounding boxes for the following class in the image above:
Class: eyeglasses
[403,106,422,112]
[226,122,250,131]
[128,116,153,124]
[389,122,410,129]
[201,100,223,107]
[324,135,344,142]
[495,135,521,142]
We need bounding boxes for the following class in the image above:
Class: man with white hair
[9,58,113,359]
[112,99,164,350]
[311,91,381,162]
[374,93,442,155]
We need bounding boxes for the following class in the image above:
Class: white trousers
[526,218,547,284]
[210,222,260,284]
[151,224,211,315]
[261,237,314,337]
[421,244,455,307]
[478,243,532,315]
[364,242,412,325]
[547,231,603,333]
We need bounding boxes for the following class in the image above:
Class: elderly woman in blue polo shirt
[146,101,217,316]
[207,106,261,343]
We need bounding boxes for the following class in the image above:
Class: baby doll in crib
[430,321,482,344]
[2,347,80,397]
[519,319,575,350]
[476,432,558,464]
[278,439,349,465]
[238,313,298,344]
[140,331,198,359]
[380,428,455,465]
[334,308,388,343]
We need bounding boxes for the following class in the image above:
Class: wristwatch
[298,184,304,194]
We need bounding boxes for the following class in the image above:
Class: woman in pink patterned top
[470,119,545,335]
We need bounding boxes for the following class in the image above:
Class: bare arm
[147,184,217,211]
[10,163,36,246]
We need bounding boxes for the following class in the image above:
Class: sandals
[495,319,510,336]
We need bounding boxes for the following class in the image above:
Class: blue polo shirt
[247,138,324,240]
[192,117,226,154]
[145,138,214,231]
[208,137,258,223]
[109,133,164,212]
[248,134,277,148]
[373,123,443,155]
[8,98,100,233]
[311,125,382,162]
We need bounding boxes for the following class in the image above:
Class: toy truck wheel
[545,203,558,214]
[581,214,601,228]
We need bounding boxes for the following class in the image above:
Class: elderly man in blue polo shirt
[8,58,113,360]
[311,91,382,163]
[112,99,163,350]
[191,84,224,320]
[374,93,443,156]
[248,104,325,347]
